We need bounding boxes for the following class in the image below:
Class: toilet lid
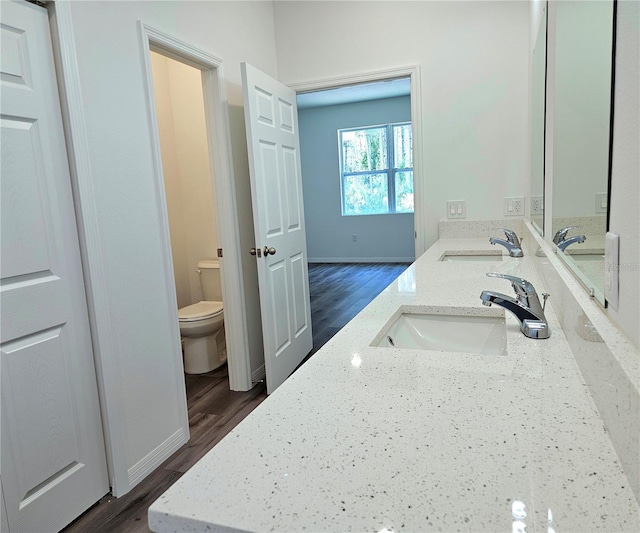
[178,301,223,321]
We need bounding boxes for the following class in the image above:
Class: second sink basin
[374,309,507,355]
[439,251,503,262]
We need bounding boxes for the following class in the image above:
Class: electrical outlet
[504,196,524,216]
[446,200,466,219]
[531,196,543,215]
[352,234,358,242]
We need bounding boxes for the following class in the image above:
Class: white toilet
[178,259,226,374]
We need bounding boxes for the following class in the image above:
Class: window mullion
[387,124,395,213]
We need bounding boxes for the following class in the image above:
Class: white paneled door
[0,2,109,531]
[241,63,313,394]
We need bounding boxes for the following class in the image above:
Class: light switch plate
[446,200,466,219]
[504,196,524,216]
[604,232,619,309]
[595,192,608,213]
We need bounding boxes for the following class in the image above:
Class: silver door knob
[250,247,262,257]
[249,248,256,256]
[263,246,276,256]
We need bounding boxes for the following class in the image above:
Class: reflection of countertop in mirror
[149,238,638,532]
[561,234,606,296]
[564,233,606,255]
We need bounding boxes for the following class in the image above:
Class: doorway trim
[48,0,128,496]
[288,65,425,256]
[137,23,253,395]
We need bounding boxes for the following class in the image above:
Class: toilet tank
[197,260,222,301]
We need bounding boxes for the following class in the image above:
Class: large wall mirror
[530,4,546,235]
[551,0,614,305]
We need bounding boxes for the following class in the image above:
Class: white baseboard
[126,428,187,490]
[251,364,265,384]
[307,257,414,264]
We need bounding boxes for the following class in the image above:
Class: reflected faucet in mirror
[489,228,523,257]
[553,226,587,252]
[480,272,550,339]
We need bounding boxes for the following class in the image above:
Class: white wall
[66,0,277,492]
[274,0,531,249]
[607,0,639,349]
[150,52,191,308]
[299,96,414,262]
[151,53,219,308]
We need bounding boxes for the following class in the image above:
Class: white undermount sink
[374,309,508,355]
[439,251,503,262]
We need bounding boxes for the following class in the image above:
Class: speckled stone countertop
[149,238,639,533]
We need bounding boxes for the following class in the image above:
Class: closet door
[1,1,109,530]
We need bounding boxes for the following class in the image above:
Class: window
[339,122,413,216]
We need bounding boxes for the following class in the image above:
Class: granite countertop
[149,238,639,532]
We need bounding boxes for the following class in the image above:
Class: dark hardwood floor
[63,366,267,533]
[304,262,410,359]
[63,262,409,532]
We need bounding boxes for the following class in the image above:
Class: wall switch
[604,232,619,309]
[595,192,608,213]
[446,200,466,219]
[531,196,543,215]
[504,196,524,216]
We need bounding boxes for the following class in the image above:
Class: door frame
[136,22,253,394]
[287,65,425,256]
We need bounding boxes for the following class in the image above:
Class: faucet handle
[485,272,535,298]
[553,226,579,244]
[494,228,519,245]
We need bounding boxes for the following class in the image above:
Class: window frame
[338,121,413,216]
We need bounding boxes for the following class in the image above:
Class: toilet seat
[178,301,223,322]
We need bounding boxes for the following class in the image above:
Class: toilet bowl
[178,260,226,374]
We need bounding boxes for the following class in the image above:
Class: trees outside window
[339,123,413,216]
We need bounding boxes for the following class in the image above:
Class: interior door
[0,1,109,531]
[241,63,313,394]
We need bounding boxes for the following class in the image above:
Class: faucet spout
[480,273,550,339]
[557,235,586,252]
[554,226,586,252]
[489,237,523,258]
[480,291,543,322]
[489,229,523,257]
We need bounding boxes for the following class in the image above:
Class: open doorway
[149,51,229,375]
[139,24,260,402]
[292,67,424,263]
[297,78,415,263]
[295,78,416,354]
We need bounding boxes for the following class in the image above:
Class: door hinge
[217,248,223,258]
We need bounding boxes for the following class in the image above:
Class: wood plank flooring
[305,262,410,359]
[63,366,267,533]
[63,262,409,533]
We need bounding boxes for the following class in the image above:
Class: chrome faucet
[480,273,550,339]
[489,228,523,257]
[553,226,586,252]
